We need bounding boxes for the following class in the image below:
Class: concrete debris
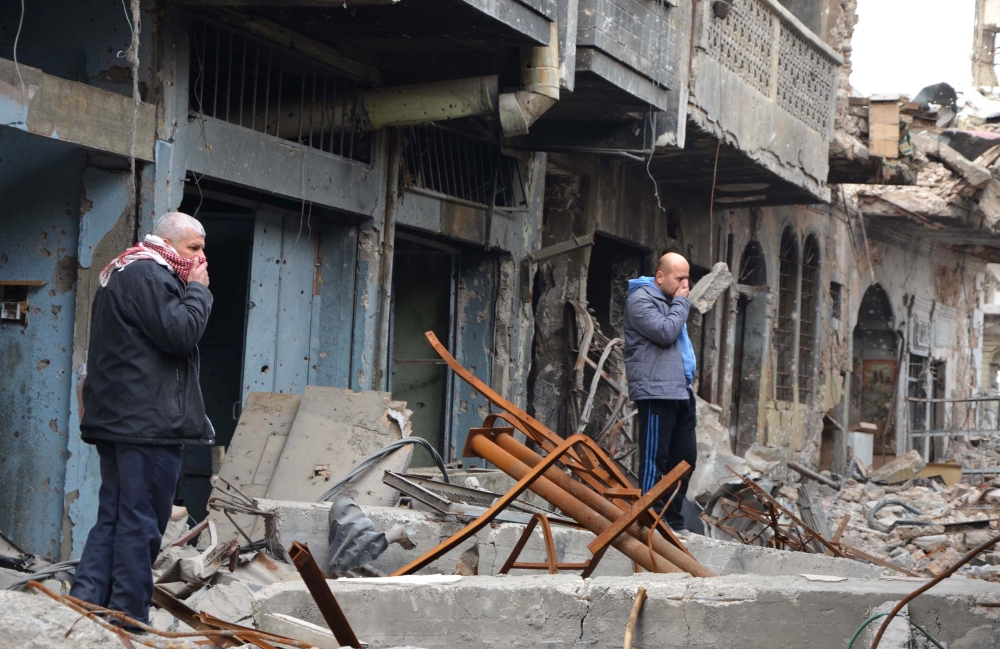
[687,261,734,314]
[265,387,412,506]
[260,612,340,649]
[253,573,1000,649]
[452,543,479,576]
[826,476,1000,576]
[688,396,751,503]
[869,450,927,484]
[161,505,190,549]
[863,601,909,649]
[0,590,124,649]
[186,580,257,624]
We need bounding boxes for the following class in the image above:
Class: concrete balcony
[653,0,842,206]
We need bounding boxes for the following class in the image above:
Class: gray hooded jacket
[623,283,692,401]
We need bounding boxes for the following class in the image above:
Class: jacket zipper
[176,368,180,381]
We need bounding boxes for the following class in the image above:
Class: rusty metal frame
[288,541,361,648]
[393,432,620,576]
[700,472,924,578]
[390,332,715,578]
[498,513,609,576]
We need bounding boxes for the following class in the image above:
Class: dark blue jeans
[70,442,184,623]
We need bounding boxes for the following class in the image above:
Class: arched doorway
[850,284,898,456]
[732,241,768,455]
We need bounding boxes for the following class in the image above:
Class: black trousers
[70,441,184,623]
[636,390,697,530]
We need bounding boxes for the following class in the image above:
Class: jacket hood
[628,276,660,296]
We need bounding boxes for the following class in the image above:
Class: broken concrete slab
[863,601,910,649]
[258,500,886,580]
[265,387,412,506]
[254,574,1000,649]
[935,142,992,187]
[0,590,123,649]
[260,612,340,649]
[980,179,1000,230]
[870,450,927,484]
[688,261,734,314]
[939,128,1000,161]
[203,392,302,545]
[688,396,750,503]
[186,580,256,625]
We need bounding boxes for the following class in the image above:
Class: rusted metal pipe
[469,433,683,574]
[787,461,841,490]
[494,432,714,577]
[288,542,361,648]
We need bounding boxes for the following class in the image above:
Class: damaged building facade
[0,0,994,568]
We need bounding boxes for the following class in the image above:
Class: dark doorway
[175,197,254,521]
[586,234,649,338]
[850,284,898,457]
[389,234,457,467]
[732,241,768,456]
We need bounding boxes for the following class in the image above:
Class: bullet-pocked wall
[0,130,84,558]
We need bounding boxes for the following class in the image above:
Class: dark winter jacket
[81,260,214,445]
[623,281,693,401]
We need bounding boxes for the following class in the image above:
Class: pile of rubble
[828,476,1000,574]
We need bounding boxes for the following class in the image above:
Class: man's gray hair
[153,212,206,242]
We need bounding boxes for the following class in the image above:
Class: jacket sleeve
[626,291,690,348]
[125,270,213,356]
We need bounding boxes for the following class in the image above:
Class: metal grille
[738,240,767,286]
[704,0,774,96]
[908,393,1000,483]
[775,228,798,402]
[401,126,529,209]
[188,15,372,164]
[797,235,819,403]
[776,24,837,134]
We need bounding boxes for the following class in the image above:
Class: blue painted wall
[0,127,84,557]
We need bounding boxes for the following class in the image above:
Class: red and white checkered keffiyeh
[99,235,206,287]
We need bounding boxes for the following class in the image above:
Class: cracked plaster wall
[527,152,985,471]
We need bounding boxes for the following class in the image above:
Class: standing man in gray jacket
[623,252,697,534]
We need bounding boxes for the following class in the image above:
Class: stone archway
[850,284,898,456]
[732,241,768,455]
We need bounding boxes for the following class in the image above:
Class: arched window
[798,235,820,403]
[775,228,799,402]
[738,241,767,286]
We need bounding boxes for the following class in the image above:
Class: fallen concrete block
[253,574,999,649]
[869,450,926,484]
[202,392,302,545]
[936,142,991,187]
[688,397,750,503]
[187,580,256,624]
[257,499,885,580]
[260,612,339,649]
[688,262,734,314]
[0,590,122,649]
[265,387,412,506]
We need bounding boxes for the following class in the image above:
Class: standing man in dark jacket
[623,252,697,535]
[71,212,213,625]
